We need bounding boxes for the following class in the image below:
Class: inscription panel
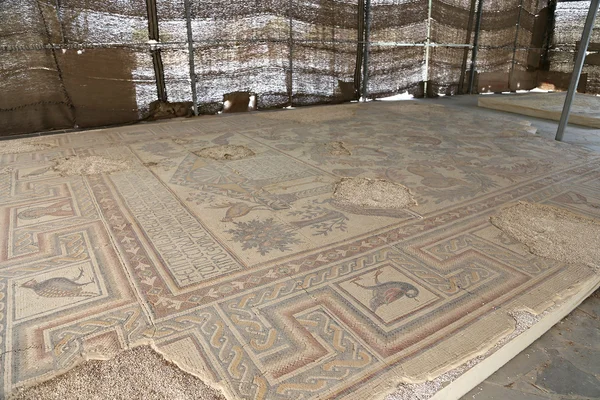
[110,170,241,286]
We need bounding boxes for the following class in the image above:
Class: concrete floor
[1,96,599,399]
[462,290,600,400]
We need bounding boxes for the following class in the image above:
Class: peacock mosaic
[1,101,600,399]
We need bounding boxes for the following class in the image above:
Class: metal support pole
[145,0,167,102]
[468,0,484,94]
[458,0,479,94]
[288,0,294,106]
[361,0,371,101]
[556,0,600,141]
[184,0,198,116]
[423,0,433,96]
[354,0,365,97]
[510,0,524,86]
[541,0,557,70]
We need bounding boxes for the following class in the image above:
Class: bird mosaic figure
[352,269,419,312]
[212,197,289,222]
[212,202,270,222]
[17,199,73,220]
[20,267,97,298]
[23,166,51,178]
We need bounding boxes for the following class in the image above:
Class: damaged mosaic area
[333,177,416,210]
[492,202,600,271]
[52,155,133,176]
[0,138,57,155]
[9,346,225,400]
[388,310,545,400]
[1,101,599,400]
[193,144,255,160]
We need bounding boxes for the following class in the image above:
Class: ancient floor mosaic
[478,92,600,128]
[1,101,600,399]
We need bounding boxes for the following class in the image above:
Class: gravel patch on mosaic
[9,346,225,400]
[333,178,417,209]
[52,156,132,176]
[193,145,255,160]
[491,201,600,271]
[0,140,56,155]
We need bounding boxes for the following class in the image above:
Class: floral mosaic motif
[408,161,499,204]
[171,154,295,209]
[138,142,183,158]
[287,200,348,236]
[226,218,302,255]
[185,191,217,205]
[480,159,555,182]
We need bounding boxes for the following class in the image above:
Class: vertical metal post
[361,0,371,101]
[145,0,167,102]
[288,0,294,106]
[458,0,479,94]
[556,0,600,141]
[355,0,365,98]
[184,0,198,116]
[468,0,484,94]
[510,0,524,84]
[541,0,557,70]
[423,0,433,96]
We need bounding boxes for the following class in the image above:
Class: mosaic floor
[1,101,600,399]
[478,92,600,128]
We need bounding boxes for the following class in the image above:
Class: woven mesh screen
[429,0,475,94]
[1,0,75,135]
[367,0,427,97]
[291,0,360,105]
[1,0,558,135]
[0,0,155,135]
[549,0,600,94]
[156,0,361,108]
